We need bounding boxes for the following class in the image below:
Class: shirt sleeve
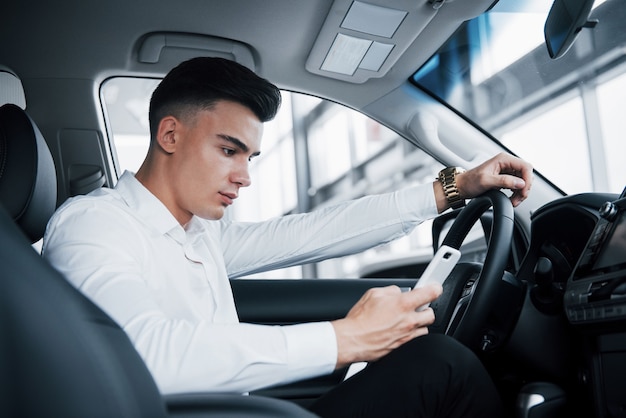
[43,198,337,394]
[222,182,438,278]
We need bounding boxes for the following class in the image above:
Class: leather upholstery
[0,204,170,417]
[0,66,26,109]
[0,103,57,242]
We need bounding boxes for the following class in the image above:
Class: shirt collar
[115,171,183,239]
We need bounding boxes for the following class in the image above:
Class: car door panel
[231,278,417,404]
[231,278,417,325]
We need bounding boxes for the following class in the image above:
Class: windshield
[413,0,625,195]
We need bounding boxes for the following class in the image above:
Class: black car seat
[0,67,317,418]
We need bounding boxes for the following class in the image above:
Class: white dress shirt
[42,171,438,395]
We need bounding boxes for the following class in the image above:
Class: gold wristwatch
[438,167,466,210]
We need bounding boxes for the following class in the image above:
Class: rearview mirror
[544,0,597,59]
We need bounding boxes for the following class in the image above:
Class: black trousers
[309,333,502,418]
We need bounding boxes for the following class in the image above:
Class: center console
[563,190,626,418]
[565,194,626,324]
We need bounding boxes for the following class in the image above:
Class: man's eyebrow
[218,134,261,157]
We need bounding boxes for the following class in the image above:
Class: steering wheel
[428,190,514,351]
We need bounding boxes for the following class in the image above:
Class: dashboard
[526,190,626,325]
[514,190,626,418]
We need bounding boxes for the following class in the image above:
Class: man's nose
[232,163,252,188]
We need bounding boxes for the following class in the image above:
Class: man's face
[166,100,263,224]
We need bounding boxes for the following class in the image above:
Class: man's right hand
[331,283,442,368]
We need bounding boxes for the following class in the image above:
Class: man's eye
[222,148,235,156]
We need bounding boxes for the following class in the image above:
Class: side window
[102,77,160,176]
[102,78,445,279]
[597,72,626,193]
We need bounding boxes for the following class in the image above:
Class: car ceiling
[1,0,495,110]
[3,0,554,233]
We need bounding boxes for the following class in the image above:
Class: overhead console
[305,0,494,83]
[565,189,626,325]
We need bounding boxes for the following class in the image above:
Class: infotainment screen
[592,214,626,273]
[573,198,626,281]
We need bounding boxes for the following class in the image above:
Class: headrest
[0,66,26,109]
[0,104,57,242]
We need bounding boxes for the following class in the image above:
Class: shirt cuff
[282,321,337,379]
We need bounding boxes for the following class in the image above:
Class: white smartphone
[414,245,461,310]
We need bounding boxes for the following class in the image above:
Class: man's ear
[155,116,179,154]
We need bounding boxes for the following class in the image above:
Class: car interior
[1,0,625,417]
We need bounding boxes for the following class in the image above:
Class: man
[43,57,533,417]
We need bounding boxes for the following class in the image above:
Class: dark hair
[148,57,281,138]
